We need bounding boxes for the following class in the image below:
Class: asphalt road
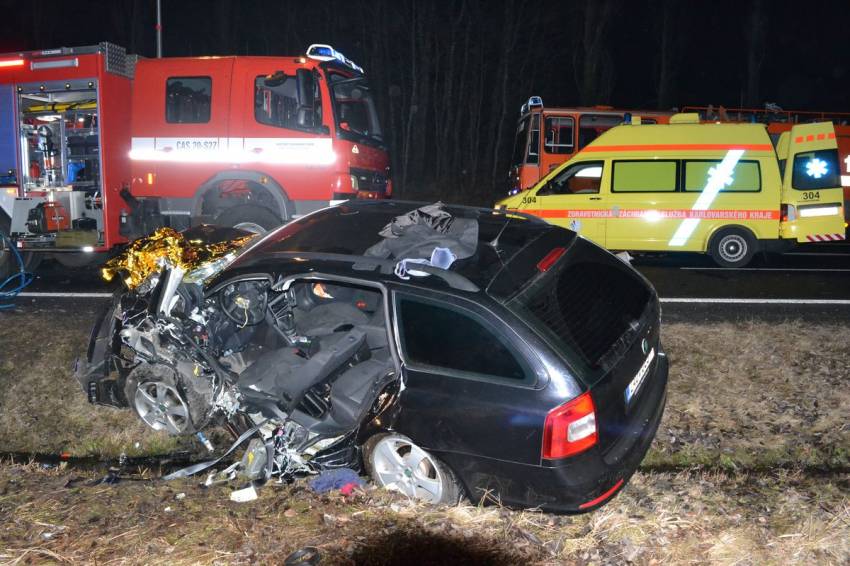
[6,243,850,322]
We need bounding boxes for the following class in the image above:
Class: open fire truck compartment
[0,43,134,254]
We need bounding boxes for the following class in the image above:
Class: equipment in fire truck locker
[14,86,104,243]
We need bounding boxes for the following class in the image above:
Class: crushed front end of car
[76,223,401,487]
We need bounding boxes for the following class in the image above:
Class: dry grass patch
[0,303,185,459]
[0,462,847,565]
[652,320,850,469]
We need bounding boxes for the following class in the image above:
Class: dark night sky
[4,0,848,108]
[2,0,848,198]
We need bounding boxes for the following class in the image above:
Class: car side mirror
[296,69,315,109]
[295,69,317,129]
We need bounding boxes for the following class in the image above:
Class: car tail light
[537,247,566,272]
[542,392,597,459]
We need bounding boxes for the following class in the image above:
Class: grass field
[0,301,848,564]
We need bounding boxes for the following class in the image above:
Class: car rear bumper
[439,352,668,513]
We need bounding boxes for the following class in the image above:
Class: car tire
[124,365,201,435]
[363,433,463,505]
[708,227,757,268]
[213,204,282,234]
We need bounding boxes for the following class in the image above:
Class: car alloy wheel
[133,380,191,435]
[366,434,455,504]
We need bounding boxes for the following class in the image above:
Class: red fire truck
[0,42,391,276]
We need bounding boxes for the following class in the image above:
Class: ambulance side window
[612,160,677,192]
[539,161,604,196]
[166,77,211,124]
[684,160,761,192]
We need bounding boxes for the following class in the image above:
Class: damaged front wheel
[364,434,462,505]
[125,367,195,435]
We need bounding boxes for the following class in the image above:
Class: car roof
[218,200,556,296]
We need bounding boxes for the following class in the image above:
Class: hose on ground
[0,232,34,309]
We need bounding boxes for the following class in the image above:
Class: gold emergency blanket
[102,227,253,289]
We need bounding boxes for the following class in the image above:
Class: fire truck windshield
[329,74,383,145]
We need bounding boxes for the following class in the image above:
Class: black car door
[389,288,552,466]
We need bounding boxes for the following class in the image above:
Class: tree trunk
[574,0,616,105]
[745,0,767,107]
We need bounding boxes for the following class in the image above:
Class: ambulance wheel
[709,228,757,268]
[214,204,282,235]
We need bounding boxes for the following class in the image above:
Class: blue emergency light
[520,96,543,115]
[306,44,364,73]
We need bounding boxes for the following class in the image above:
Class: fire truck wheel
[214,204,282,234]
[708,227,757,268]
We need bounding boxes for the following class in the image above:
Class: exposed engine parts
[80,251,398,487]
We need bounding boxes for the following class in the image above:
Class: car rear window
[510,253,651,372]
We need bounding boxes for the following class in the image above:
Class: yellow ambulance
[496,114,846,267]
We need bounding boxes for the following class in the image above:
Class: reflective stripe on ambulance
[519,209,780,220]
[806,233,846,242]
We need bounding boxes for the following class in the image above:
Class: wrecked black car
[76,201,667,512]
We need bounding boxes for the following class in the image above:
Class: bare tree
[653,0,678,109]
[573,0,617,105]
[744,0,768,107]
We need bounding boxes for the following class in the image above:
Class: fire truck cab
[0,42,390,277]
[507,96,673,194]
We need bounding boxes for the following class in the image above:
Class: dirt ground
[1,300,849,564]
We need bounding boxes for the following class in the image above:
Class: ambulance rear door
[778,123,845,243]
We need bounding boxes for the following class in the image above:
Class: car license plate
[625,348,655,405]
